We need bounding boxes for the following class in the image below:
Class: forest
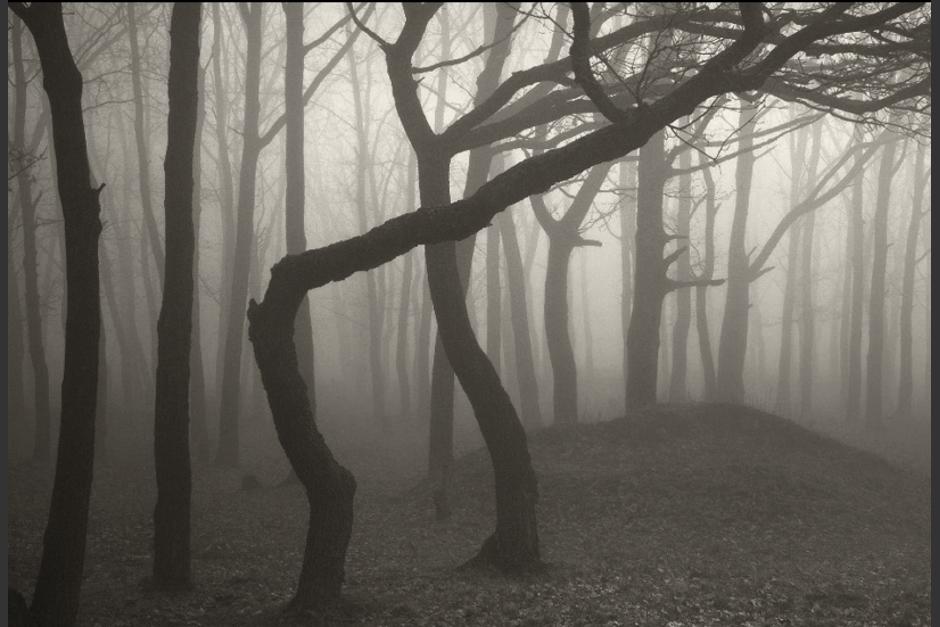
[6,2,931,625]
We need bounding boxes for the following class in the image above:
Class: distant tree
[9,2,104,624]
[11,18,53,462]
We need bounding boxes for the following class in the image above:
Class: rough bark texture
[12,3,103,624]
[12,19,53,463]
[153,2,201,590]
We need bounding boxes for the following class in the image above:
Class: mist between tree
[7,2,930,625]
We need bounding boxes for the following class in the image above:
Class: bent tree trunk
[11,3,103,625]
[153,2,201,590]
[247,290,355,609]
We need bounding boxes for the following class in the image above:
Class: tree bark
[715,101,757,403]
[12,4,104,624]
[625,130,667,408]
[668,130,692,401]
[12,18,53,463]
[153,2,201,589]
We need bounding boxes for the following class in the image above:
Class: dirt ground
[8,403,930,625]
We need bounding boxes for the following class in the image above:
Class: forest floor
[8,403,930,626]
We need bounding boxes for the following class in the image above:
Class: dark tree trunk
[12,18,52,463]
[695,161,718,400]
[865,131,900,428]
[153,2,201,590]
[247,289,355,610]
[190,62,210,463]
[625,130,667,408]
[896,142,926,416]
[217,3,263,467]
[12,4,103,624]
[715,102,757,403]
[668,133,692,401]
[486,216,502,370]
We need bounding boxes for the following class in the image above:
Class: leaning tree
[246,1,929,612]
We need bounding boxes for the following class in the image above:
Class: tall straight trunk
[865,131,899,427]
[397,155,418,420]
[284,2,316,407]
[498,208,542,429]
[12,19,53,463]
[696,161,718,400]
[896,142,926,416]
[625,130,667,408]
[668,141,692,401]
[190,63,210,462]
[153,2,201,589]
[797,209,818,417]
[578,252,596,394]
[619,159,635,399]
[538,162,611,424]
[347,44,386,430]
[839,196,854,408]
[211,4,237,407]
[100,242,139,423]
[775,121,811,414]
[415,268,432,420]
[715,101,757,403]
[845,149,866,423]
[12,4,104,624]
[216,3,262,467]
[127,2,165,285]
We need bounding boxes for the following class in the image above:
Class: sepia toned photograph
[6,3,930,625]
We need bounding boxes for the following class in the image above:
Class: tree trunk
[619,159,635,402]
[486,215,502,370]
[625,130,667,408]
[190,61,210,463]
[284,2,317,410]
[695,161,718,400]
[497,207,542,429]
[715,101,757,403]
[211,3,237,413]
[12,18,53,463]
[896,142,926,416]
[217,3,263,467]
[12,4,103,624]
[865,130,900,428]
[845,144,867,423]
[127,2,165,286]
[668,134,692,401]
[153,2,201,589]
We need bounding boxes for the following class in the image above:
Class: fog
[7,3,930,624]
